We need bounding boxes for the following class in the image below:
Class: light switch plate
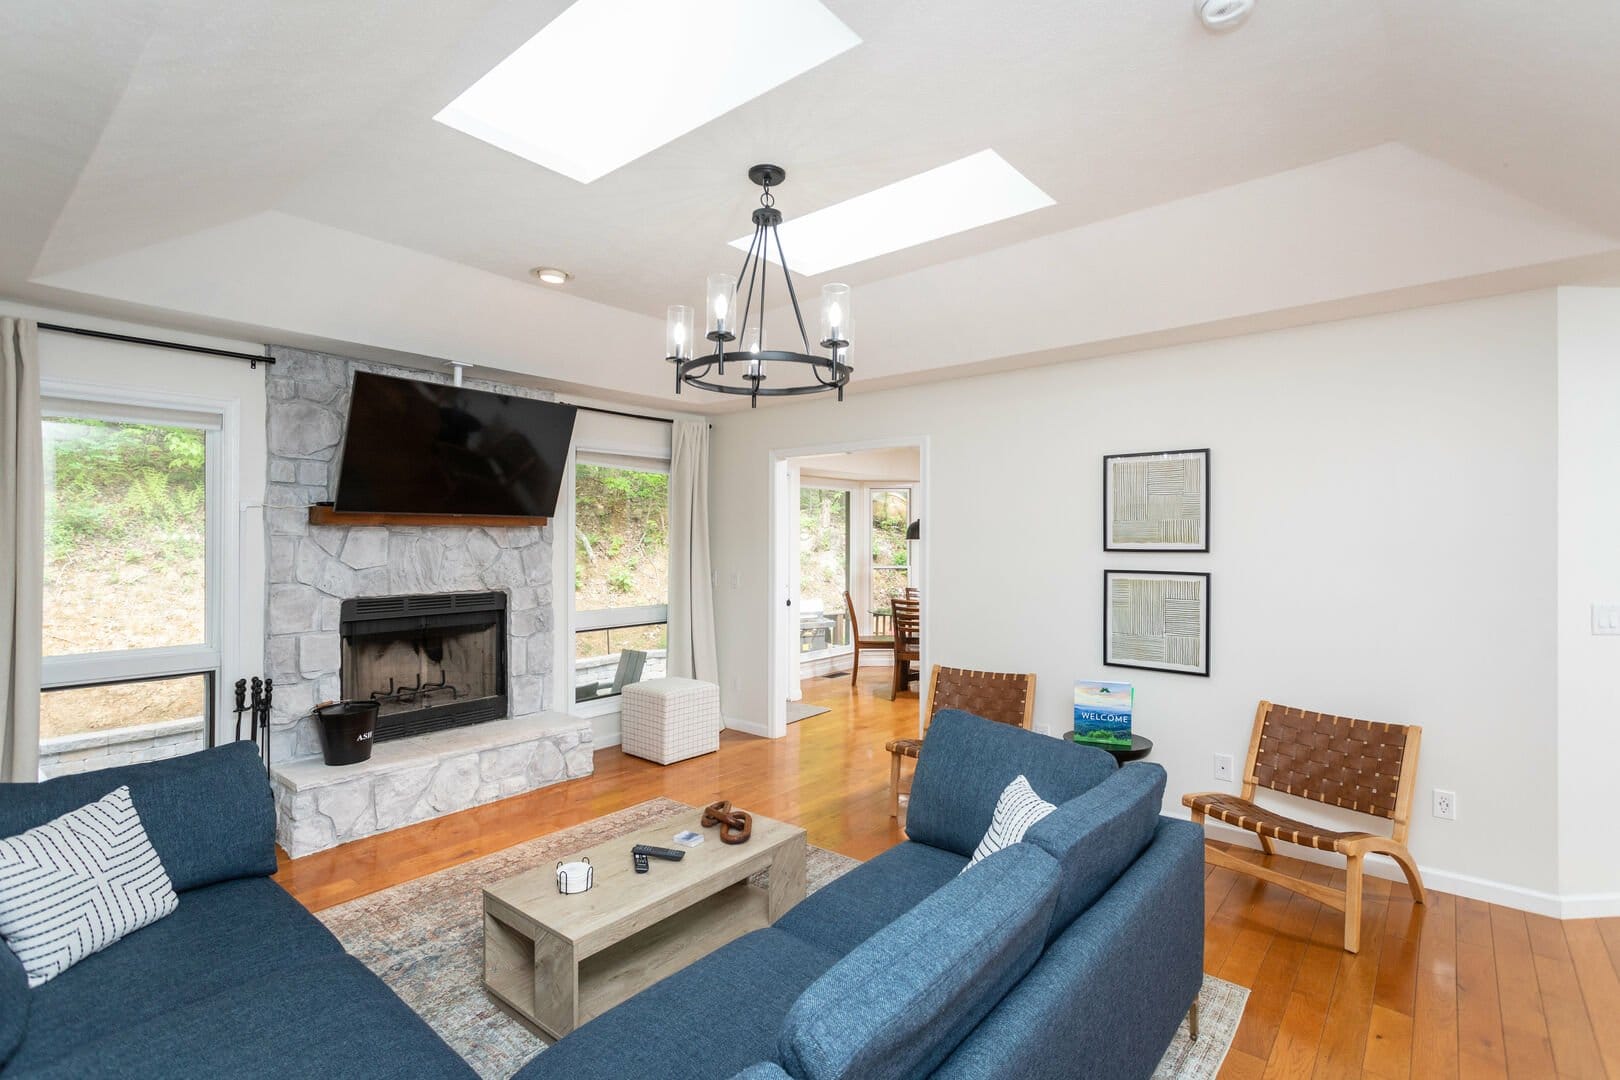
[1593,604,1620,636]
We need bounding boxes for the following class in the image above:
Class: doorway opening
[767,439,927,739]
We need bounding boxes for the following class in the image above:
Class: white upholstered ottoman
[620,677,721,765]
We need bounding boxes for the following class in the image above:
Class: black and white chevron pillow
[0,785,178,987]
[964,774,1057,872]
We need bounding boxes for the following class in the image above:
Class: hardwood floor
[276,668,1620,1079]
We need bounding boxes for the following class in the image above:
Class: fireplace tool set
[234,676,274,768]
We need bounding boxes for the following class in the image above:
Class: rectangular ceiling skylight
[732,150,1056,276]
[435,0,860,184]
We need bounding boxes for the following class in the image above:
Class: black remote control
[632,851,649,873]
[632,844,685,862]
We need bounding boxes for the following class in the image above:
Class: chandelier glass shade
[665,164,852,407]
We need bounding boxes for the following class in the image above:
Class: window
[39,404,222,777]
[870,487,912,609]
[573,458,669,703]
[798,487,851,654]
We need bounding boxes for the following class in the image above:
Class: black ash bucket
[315,701,378,766]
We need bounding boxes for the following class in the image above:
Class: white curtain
[667,420,719,685]
[1,318,43,782]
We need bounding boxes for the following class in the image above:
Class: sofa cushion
[0,945,25,1068]
[6,876,344,1074]
[773,841,966,956]
[11,954,476,1080]
[0,742,276,891]
[0,785,179,987]
[1024,762,1167,941]
[731,1066,793,1080]
[514,928,841,1080]
[777,843,1060,1080]
[906,710,1116,858]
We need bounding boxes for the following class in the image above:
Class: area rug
[318,798,1247,1079]
[786,702,832,723]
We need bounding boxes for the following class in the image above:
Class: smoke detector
[1196,0,1254,31]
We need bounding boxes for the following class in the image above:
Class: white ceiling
[4,0,1619,411]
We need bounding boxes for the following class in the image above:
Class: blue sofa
[517,710,1205,1080]
[0,742,475,1080]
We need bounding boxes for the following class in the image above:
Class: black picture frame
[1102,448,1210,552]
[1103,569,1211,677]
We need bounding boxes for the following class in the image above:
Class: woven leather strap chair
[843,590,892,684]
[1182,701,1426,953]
[887,665,1036,818]
[886,595,922,701]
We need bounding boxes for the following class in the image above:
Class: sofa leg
[889,752,902,818]
[1189,999,1199,1040]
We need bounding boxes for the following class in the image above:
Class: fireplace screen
[339,591,507,741]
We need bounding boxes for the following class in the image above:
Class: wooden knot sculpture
[701,800,753,845]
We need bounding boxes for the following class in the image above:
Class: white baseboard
[724,714,771,738]
[1170,807,1617,919]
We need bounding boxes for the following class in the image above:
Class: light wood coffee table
[482,808,807,1039]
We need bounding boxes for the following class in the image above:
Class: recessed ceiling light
[530,266,572,285]
[729,150,1055,276]
[435,0,860,184]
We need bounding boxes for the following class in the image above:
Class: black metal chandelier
[665,164,851,407]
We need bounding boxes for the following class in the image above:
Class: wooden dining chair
[1182,701,1426,953]
[843,590,892,684]
[887,664,1037,817]
[886,595,921,701]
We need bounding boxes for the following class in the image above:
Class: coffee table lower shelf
[484,879,771,1040]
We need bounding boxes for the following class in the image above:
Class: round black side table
[1069,732,1153,764]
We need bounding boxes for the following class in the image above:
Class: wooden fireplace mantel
[306,504,549,528]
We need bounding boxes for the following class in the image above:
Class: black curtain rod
[38,322,274,368]
[564,402,711,429]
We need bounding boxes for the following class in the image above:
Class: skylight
[731,150,1056,276]
[434,0,860,184]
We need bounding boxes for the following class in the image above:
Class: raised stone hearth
[272,713,591,857]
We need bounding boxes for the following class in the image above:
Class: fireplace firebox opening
[339,591,507,742]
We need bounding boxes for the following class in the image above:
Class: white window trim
[796,480,856,662]
[38,380,244,746]
[559,443,673,717]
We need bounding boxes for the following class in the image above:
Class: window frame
[38,381,245,752]
[797,482,854,660]
[868,485,913,610]
[568,450,672,714]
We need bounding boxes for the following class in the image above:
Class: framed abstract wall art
[1103,569,1210,676]
[1103,448,1209,552]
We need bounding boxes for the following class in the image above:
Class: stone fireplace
[341,591,508,741]
[263,347,592,858]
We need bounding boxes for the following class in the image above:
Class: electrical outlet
[1214,754,1235,782]
[1432,789,1457,821]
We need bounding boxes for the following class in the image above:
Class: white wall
[1555,289,1620,909]
[711,291,1564,906]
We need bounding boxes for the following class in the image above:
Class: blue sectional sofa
[0,742,475,1080]
[517,710,1205,1080]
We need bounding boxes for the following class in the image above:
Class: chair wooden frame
[1182,701,1426,953]
[888,664,1037,818]
[886,595,921,701]
[843,590,892,684]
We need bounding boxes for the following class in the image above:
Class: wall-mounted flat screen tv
[333,372,577,518]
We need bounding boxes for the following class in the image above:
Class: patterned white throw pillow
[0,785,178,987]
[963,774,1058,872]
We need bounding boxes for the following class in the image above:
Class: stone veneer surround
[263,347,585,855]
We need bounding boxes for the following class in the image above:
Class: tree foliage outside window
[871,488,911,607]
[799,487,850,645]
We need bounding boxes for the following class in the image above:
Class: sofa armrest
[931,817,1206,1080]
